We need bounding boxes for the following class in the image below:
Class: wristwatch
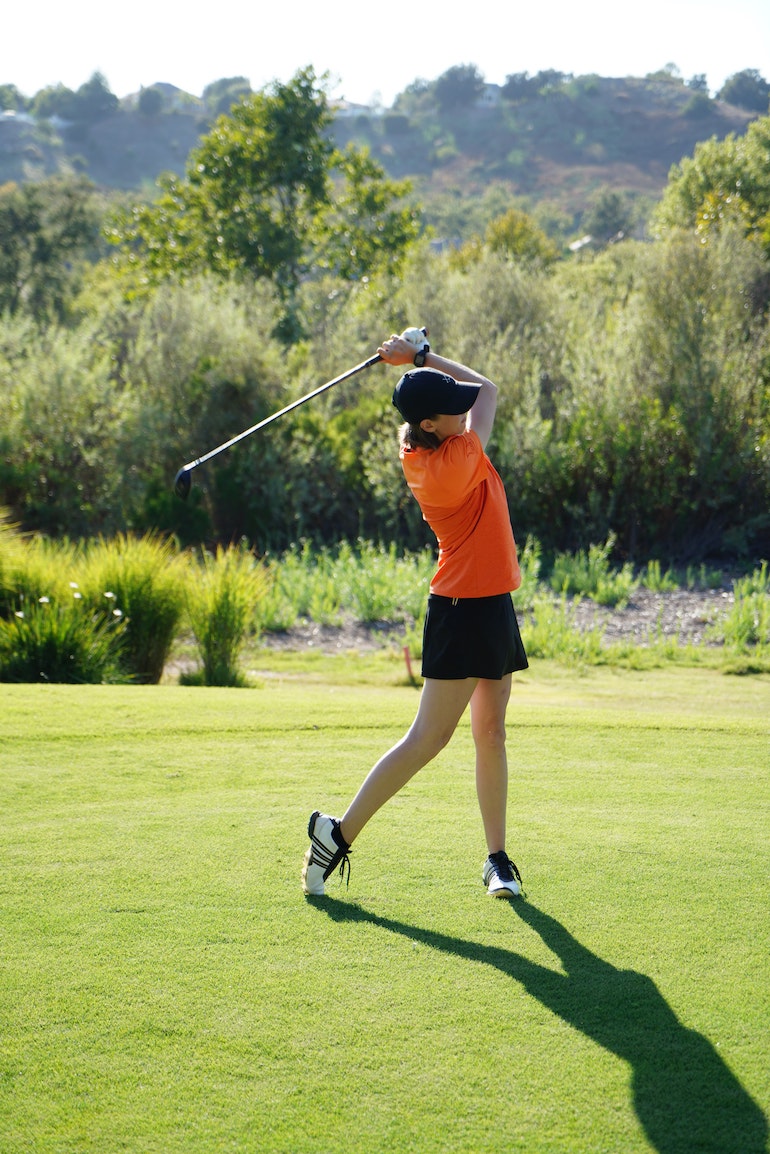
[413,343,430,367]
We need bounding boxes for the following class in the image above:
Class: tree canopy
[653,114,770,258]
[717,69,770,112]
[108,68,420,333]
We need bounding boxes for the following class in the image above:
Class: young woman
[302,331,528,898]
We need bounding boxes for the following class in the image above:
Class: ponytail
[399,421,440,451]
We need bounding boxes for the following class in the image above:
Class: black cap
[392,369,480,425]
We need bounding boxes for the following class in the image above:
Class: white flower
[14,610,24,619]
[39,596,50,604]
[104,591,116,600]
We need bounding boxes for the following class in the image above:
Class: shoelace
[334,851,351,887]
[490,851,522,886]
[311,828,352,887]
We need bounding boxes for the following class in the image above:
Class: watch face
[414,348,427,366]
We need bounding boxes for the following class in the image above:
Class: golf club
[173,353,382,500]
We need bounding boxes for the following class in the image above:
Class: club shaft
[181,353,382,473]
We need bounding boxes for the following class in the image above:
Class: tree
[653,114,770,260]
[485,207,560,264]
[202,77,252,116]
[0,84,27,111]
[0,177,100,319]
[434,64,485,112]
[718,69,770,112]
[582,188,635,244]
[138,85,165,117]
[501,72,535,102]
[109,68,421,334]
[31,83,78,121]
[71,72,118,122]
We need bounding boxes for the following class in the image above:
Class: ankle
[335,821,352,851]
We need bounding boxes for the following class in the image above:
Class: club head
[174,467,192,501]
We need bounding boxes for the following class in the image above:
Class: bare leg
[340,677,478,844]
[470,675,513,854]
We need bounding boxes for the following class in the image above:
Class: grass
[1,665,768,1153]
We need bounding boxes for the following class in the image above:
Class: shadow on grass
[312,897,768,1154]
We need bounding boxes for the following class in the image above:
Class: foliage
[255,539,435,631]
[549,535,637,606]
[717,69,770,112]
[78,533,187,684]
[711,562,770,651]
[484,207,561,265]
[640,560,679,593]
[0,314,122,537]
[653,114,770,259]
[0,596,125,683]
[581,187,636,244]
[0,176,101,319]
[31,72,118,123]
[201,76,252,116]
[107,68,421,335]
[184,543,267,686]
[137,86,164,117]
[433,64,486,111]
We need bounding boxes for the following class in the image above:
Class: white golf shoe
[482,851,523,898]
[302,811,351,896]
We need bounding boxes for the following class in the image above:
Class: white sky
[4,0,769,106]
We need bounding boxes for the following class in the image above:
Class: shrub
[185,544,267,686]
[0,597,125,683]
[79,533,186,683]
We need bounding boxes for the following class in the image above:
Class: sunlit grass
[1,671,768,1153]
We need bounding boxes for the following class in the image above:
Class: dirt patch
[558,587,733,647]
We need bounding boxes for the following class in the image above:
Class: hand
[377,333,419,366]
[377,328,429,366]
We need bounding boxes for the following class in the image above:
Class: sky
[4,0,770,107]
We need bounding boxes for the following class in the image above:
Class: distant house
[332,100,377,119]
[476,84,501,108]
[0,109,34,125]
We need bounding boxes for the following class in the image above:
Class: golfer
[302,332,528,898]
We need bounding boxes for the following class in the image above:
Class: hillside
[0,73,758,225]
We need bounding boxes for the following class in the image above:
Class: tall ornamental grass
[0,513,127,683]
[0,597,125,683]
[185,544,267,686]
[79,533,186,684]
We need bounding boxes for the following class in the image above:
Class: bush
[0,597,125,683]
[185,544,267,686]
[79,533,186,683]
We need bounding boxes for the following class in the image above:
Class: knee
[473,720,507,753]
[408,720,456,763]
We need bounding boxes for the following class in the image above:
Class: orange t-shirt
[400,429,521,597]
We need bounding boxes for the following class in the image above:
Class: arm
[378,336,499,449]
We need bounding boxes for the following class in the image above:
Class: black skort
[421,592,529,681]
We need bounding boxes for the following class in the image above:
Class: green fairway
[1,667,768,1153]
